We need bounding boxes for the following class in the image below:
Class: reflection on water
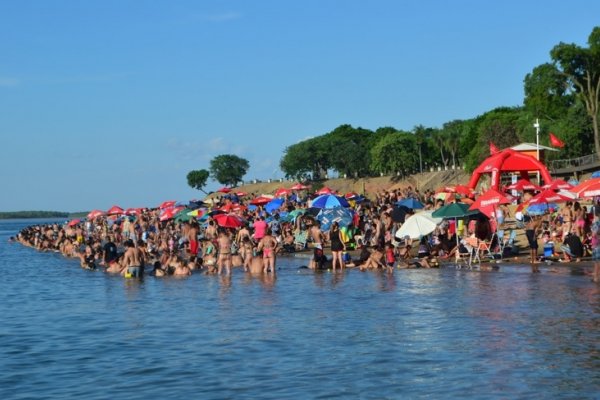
[1,219,600,399]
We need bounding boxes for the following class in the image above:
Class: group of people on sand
[13,184,600,283]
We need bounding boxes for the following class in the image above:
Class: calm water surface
[1,219,600,399]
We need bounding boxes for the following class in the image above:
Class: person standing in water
[122,239,145,278]
[257,228,278,274]
[525,215,542,272]
[329,222,346,271]
[216,229,232,275]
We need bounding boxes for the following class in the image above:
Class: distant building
[510,143,558,163]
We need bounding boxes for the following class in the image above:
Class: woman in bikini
[257,228,278,274]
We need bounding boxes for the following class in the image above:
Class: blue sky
[1,0,599,212]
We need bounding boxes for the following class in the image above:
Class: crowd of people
[13,185,600,283]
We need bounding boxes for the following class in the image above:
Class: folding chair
[455,237,478,269]
[500,230,517,257]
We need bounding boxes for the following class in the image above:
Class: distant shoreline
[0,211,86,220]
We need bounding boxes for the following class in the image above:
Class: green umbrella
[174,208,194,222]
[432,202,479,263]
[281,208,306,223]
[431,202,478,219]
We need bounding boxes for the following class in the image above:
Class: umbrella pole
[455,217,460,263]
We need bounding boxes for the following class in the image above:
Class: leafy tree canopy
[209,154,249,187]
[186,169,210,193]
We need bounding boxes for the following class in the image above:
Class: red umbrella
[125,208,141,216]
[159,200,176,209]
[316,186,335,195]
[505,179,542,192]
[529,188,572,205]
[219,203,247,213]
[274,188,292,197]
[217,187,232,193]
[235,191,248,197]
[543,179,573,191]
[213,213,244,228]
[469,189,511,218]
[107,205,124,215]
[250,196,273,206]
[570,178,600,198]
[159,206,185,221]
[345,192,359,199]
[290,183,309,190]
[68,219,81,227]
[87,209,105,220]
[442,185,473,197]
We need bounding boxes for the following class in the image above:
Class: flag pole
[534,118,541,184]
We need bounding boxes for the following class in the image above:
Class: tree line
[187,26,600,190]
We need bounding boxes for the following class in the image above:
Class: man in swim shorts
[122,239,145,278]
[308,221,325,270]
[188,220,199,256]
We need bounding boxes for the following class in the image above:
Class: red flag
[489,142,500,154]
[549,132,565,148]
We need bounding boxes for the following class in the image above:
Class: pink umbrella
[68,219,81,227]
[106,205,124,216]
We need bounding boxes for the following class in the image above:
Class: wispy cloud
[0,77,19,87]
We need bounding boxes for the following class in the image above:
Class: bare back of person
[217,232,232,275]
[258,233,278,273]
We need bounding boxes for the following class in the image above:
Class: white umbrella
[395,213,439,240]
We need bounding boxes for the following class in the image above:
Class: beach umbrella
[213,213,244,228]
[265,198,285,214]
[528,188,572,205]
[569,178,600,198]
[345,192,359,199]
[395,213,438,240]
[67,219,81,227]
[397,198,425,210]
[87,210,105,220]
[217,187,232,193]
[250,195,273,206]
[281,208,306,222]
[106,205,124,215]
[592,171,600,178]
[274,188,292,197]
[391,206,408,223]
[432,202,478,219]
[235,191,248,197]
[310,194,350,209]
[315,186,335,195]
[124,208,141,216]
[505,179,541,192]
[543,179,573,191]
[159,206,185,221]
[174,208,194,222]
[525,203,558,216]
[290,183,310,190]
[159,200,176,209]
[468,188,511,218]
[442,184,474,197]
[219,203,246,213]
[316,207,354,231]
[187,200,205,210]
[187,208,207,218]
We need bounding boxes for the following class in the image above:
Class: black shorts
[525,229,538,250]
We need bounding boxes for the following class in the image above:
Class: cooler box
[544,242,554,258]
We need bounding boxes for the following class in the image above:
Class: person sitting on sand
[359,246,385,270]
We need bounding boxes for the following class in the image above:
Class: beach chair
[294,230,308,251]
[455,237,478,269]
[501,230,517,258]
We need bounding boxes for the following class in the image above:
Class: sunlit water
[1,219,600,399]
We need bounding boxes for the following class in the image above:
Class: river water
[1,219,599,399]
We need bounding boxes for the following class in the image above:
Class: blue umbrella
[317,207,354,230]
[265,198,285,214]
[311,194,350,209]
[397,198,424,209]
[592,171,600,178]
[525,202,558,216]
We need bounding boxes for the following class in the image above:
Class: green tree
[186,169,210,194]
[550,26,600,156]
[523,63,574,121]
[370,132,417,177]
[326,124,374,178]
[209,154,249,187]
[441,120,465,168]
